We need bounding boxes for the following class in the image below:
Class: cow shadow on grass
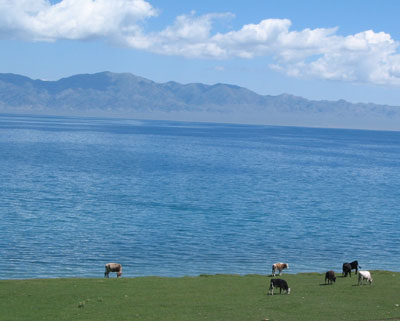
[267,293,288,295]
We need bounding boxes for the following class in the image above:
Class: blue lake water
[1,114,400,279]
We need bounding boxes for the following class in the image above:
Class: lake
[1,114,399,279]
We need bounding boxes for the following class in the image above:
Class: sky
[1,0,400,106]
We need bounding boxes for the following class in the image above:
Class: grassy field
[1,271,399,321]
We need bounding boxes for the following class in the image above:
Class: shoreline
[1,270,398,281]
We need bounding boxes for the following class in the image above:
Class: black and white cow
[268,278,291,295]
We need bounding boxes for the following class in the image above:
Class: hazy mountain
[1,71,400,130]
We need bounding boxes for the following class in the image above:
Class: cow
[104,263,122,278]
[342,263,352,277]
[325,270,336,285]
[358,271,373,285]
[349,260,361,274]
[272,262,289,276]
[268,278,291,295]
[343,260,361,277]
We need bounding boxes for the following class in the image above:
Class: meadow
[1,271,399,321]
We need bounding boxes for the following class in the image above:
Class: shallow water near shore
[1,114,400,279]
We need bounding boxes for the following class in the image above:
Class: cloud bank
[2,0,400,86]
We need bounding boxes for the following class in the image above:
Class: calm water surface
[1,114,399,279]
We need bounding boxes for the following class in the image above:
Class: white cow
[358,270,372,285]
[105,263,122,278]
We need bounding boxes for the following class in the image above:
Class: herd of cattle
[103,260,373,296]
[268,260,373,295]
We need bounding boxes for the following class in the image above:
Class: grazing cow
[268,279,291,295]
[104,263,122,278]
[272,262,289,276]
[325,270,336,285]
[343,260,361,277]
[342,263,352,277]
[358,271,373,285]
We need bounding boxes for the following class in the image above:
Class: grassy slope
[1,271,399,321]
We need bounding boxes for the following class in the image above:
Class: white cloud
[274,29,400,85]
[1,0,400,86]
[129,11,234,58]
[0,0,157,41]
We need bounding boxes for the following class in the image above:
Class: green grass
[1,271,399,321]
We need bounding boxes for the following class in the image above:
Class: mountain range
[1,71,400,130]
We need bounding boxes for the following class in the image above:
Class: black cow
[342,260,361,277]
[349,260,361,274]
[325,270,336,284]
[268,278,291,295]
[342,263,352,277]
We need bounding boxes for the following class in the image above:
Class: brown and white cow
[104,263,122,278]
[272,262,289,276]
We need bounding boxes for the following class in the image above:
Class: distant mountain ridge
[1,71,400,130]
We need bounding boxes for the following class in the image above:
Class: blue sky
[1,0,400,106]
